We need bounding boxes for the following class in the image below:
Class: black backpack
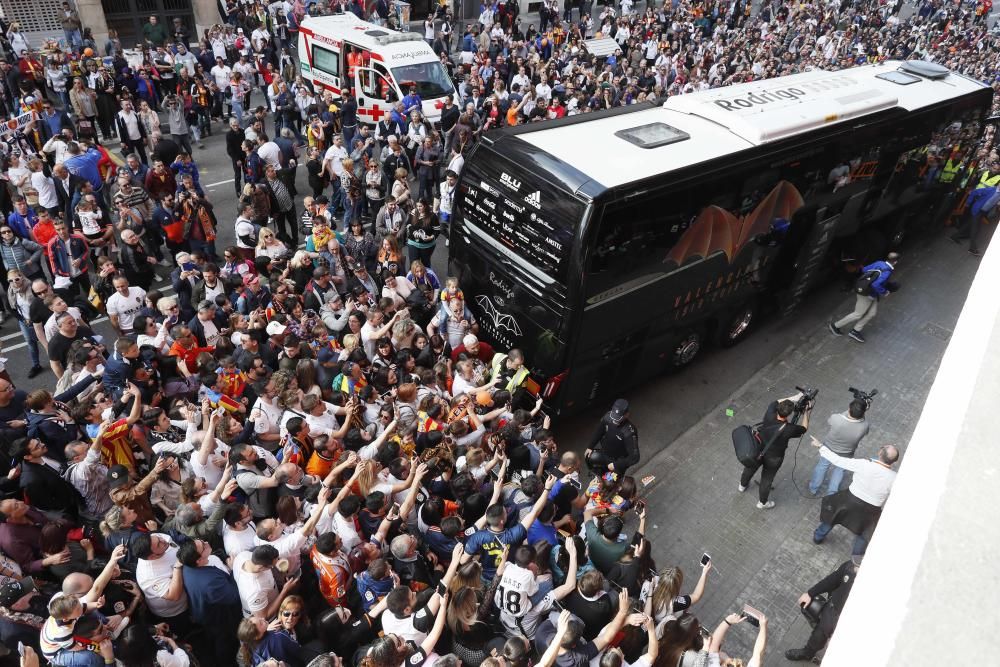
[853,269,882,295]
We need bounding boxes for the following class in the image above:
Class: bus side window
[586,190,691,297]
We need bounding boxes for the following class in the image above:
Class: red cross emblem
[359,103,386,122]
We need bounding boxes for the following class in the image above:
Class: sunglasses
[281,610,301,617]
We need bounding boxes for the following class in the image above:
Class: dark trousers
[273,207,298,245]
[740,457,783,503]
[231,159,243,195]
[124,138,148,164]
[800,603,839,657]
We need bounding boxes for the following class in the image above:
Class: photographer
[808,398,870,496]
[738,391,811,509]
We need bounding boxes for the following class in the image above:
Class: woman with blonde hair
[256,227,289,260]
[391,167,412,213]
[644,560,712,637]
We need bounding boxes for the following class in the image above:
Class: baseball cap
[266,320,286,336]
[609,398,629,424]
[107,465,131,489]
[0,579,33,607]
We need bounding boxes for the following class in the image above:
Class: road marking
[205,178,236,188]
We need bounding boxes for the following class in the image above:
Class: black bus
[447,60,992,415]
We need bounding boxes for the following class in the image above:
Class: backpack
[234,467,277,518]
[853,268,882,295]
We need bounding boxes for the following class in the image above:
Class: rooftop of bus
[511,60,987,192]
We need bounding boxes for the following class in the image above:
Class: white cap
[266,321,286,336]
[462,333,478,348]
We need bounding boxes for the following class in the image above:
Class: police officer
[785,557,862,662]
[585,398,640,475]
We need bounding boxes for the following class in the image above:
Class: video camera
[849,386,878,409]
[793,386,819,412]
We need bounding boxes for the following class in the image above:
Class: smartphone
[701,553,711,566]
[741,603,762,627]
[17,641,25,657]
[390,502,400,516]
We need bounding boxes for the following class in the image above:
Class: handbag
[732,422,786,467]
[88,286,102,311]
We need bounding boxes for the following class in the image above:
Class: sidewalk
[634,232,979,663]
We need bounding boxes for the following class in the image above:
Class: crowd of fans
[0,0,995,665]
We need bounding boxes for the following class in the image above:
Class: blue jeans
[18,319,40,367]
[808,456,847,496]
[231,99,244,126]
[64,29,82,52]
[814,522,868,556]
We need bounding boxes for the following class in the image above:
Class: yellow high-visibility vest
[939,159,961,183]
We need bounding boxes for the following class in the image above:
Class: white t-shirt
[45,307,83,341]
[382,611,426,644]
[223,522,257,559]
[496,563,538,618]
[332,511,362,550]
[252,398,284,438]
[305,404,340,436]
[190,441,230,488]
[324,145,348,177]
[235,216,257,250]
[31,171,58,208]
[211,64,232,89]
[200,318,221,347]
[106,286,147,332]
[233,550,277,617]
[136,541,188,618]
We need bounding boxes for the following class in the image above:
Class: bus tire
[665,329,703,371]
[716,301,757,348]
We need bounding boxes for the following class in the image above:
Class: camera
[849,386,878,409]
[793,385,819,412]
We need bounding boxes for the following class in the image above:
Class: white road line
[205,178,236,188]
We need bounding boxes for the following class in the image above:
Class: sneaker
[27,365,45,378]
[737,483,747,493]
[158,258,172,267]
[848,330,866,343]
[154,274,165,282]
[828,321,842,336]
[756,500,775,509]
[784,649,814,662]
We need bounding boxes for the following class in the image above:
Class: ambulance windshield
[391,61,453,99]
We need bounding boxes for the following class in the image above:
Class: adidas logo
[524,190,541,209]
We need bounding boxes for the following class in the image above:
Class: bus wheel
[666,330,703,370]
[717,302,757,347]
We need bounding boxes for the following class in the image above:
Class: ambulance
[298,13,456,125]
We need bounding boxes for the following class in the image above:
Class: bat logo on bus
[476,295,522,337]
[665,180,804,266]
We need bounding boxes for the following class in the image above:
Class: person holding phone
[705,610,768,667]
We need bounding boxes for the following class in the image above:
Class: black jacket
[19,460,80,517]
[54,173,84,222]
[589,415,640,473]
[808,559,859,622]
[226,127,246,162]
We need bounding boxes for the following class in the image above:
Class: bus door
[355,66,395,125]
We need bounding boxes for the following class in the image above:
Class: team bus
[447,60,992,415]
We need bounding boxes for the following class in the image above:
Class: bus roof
[300,14,438,63]
[511,61,989,191]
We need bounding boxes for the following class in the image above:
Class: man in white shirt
[105,274,146,336]
[232,544,285,617]
[223,502,257,559]
[211,57,232,91]
[135,533,189,626]
[323,134,348,183]
[812,442,898,554]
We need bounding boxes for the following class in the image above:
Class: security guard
[785,557,862,662]
[586,398,640,475]
[938,150,963,185]
[975,161,1000,189]
[490,348,530,393]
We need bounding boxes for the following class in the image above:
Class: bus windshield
[456,158,583,286]
[391,61,453,98]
